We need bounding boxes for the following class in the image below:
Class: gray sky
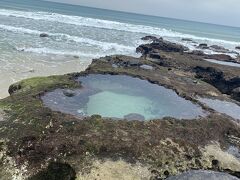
[46,0,240,27]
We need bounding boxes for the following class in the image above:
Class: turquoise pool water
[42,74,205,120]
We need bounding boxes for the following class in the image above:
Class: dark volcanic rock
[236,46,240,50]
[136,44,153,55]
[1,37,240,179]
[197,43,209,49]
[190,50,205,56]
[40,33,49,38]
[137,38,188,55]
[194,66,240,96]
[206,54,234,62]
[149,52,162,59]
[141,35,159,41]
[210,45,230,53]
[63,89,76,97]
[232,87,240,101]
[182,38,193,42]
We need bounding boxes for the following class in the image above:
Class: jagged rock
[63,89,76,97]
[210,45,230,53]
[197,43,209,49]
[190,50,205,56]
[206,54,234,62]
[1,37,240,179]
[137,38,188,55]
[141,36,159,41]
[232,87,240,101]
[40,33,49,38]
[136,44,153,55]
[149,52,162,59]
[194,66,240,95]
[182,38,193,42]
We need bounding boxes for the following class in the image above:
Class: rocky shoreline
[0,37,240,179]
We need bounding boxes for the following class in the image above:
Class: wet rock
[198,43,209,49]
[2,37,240,178]
[236,46,240,50]
[141,36,159,41]
[194,66,240,97]
[29,162,76,180]
[8,83,22,95]
[232,87,240,101]
[182,38,193,42]
[136,44,153,55]
[73,55,79,59]
[40,33,49,38]
[236,56,240,63]
[206,54,234,62]
[137,38,188,55]
[149,52,162,59]
[190,50,205,56]
[63,89,76,97]
[166,170,239,180]
[124,113,145,121]
[210,45,230,53]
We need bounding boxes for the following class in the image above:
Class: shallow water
[166,170,239,180]
[42,74,206,120]
[205,59,240,68]
[198,98,240,120]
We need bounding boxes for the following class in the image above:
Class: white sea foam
[0,24,135,52]
[0,24,41,34]
[14,47,137,58]
[15,47,106,58]
[0,8,239,47]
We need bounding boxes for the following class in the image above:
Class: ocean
[0,0,240,98]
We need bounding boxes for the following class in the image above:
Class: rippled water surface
[167,170,239,180]
[199,98,240,120]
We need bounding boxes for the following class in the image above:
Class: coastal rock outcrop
[137,36,188,55]
[0,36,240,179]
[206,54,234,62]
[209,45,230,53]
[197,43,209,49]
[141,35,159,41]
[40,33,49,38]
[181,38,193,42]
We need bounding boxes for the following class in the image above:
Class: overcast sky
[46,0,240,27]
